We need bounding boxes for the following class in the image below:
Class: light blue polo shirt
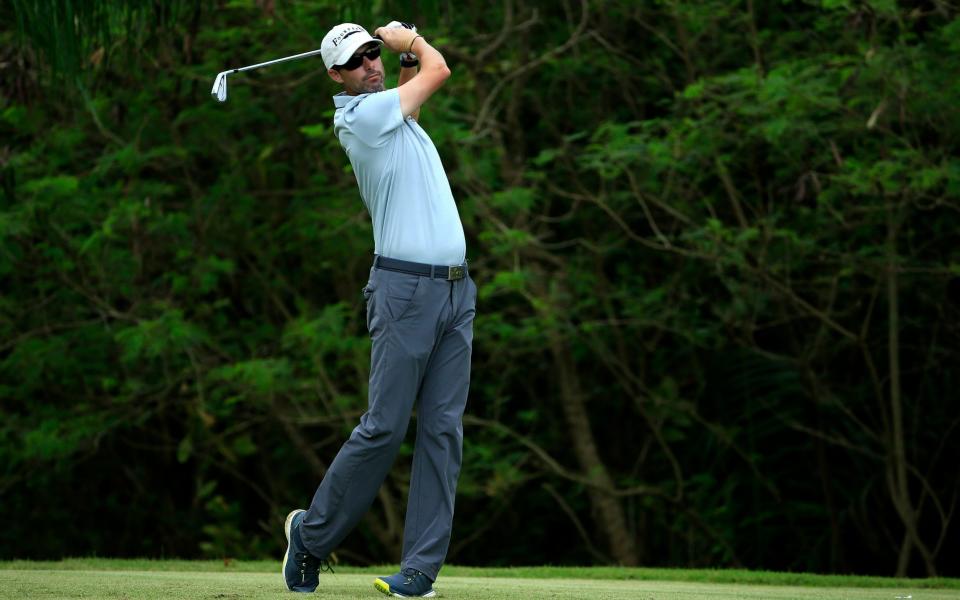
[333,89,466,266]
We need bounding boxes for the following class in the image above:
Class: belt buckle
[446,265,465,281]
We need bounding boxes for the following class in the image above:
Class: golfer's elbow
[429,61,451,82]
[421,63,450,92]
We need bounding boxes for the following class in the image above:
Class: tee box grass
[1,559,958,599]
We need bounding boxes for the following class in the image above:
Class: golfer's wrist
[408,35,424,54]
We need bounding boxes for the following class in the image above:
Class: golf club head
[211,71,228,102]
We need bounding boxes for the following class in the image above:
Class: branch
[754,269,859,342]
[463,414,666,498]
[278,416,328,477]
[623,168,672,247]
[472,0,590,133]
[542,482,613,563]
[78,82,125,146]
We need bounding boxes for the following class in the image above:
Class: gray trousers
[300,264,476,581]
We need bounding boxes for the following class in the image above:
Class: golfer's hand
[383,20,417,32]
[384,21,418,60]
[375,26,419,54]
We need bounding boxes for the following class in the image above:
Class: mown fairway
[2,562,958,600]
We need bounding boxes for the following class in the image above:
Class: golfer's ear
[328,68,343,83]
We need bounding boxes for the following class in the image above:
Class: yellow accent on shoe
[374,578,392,596]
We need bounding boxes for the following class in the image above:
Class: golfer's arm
[397,37,449,119]
[398,64,420,121]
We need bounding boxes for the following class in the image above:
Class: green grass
[1,560,958,600]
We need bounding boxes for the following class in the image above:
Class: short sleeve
[339,89,404,147]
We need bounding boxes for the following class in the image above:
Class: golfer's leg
[299,270,435,558]
[400,276,476,580]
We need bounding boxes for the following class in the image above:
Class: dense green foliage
[2,0,958,578]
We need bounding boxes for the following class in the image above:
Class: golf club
[211,22,415,103]
[211,47,326,102]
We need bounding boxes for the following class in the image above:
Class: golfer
[281,22,475,598]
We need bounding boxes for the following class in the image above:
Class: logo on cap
[332,26,363,47]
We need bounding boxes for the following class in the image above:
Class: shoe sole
[373,577,436,598]
[283,509,306,591]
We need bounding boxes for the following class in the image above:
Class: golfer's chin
[345,75,385,96]
[352,73,384,94]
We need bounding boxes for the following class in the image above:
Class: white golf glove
[384,20,418,62]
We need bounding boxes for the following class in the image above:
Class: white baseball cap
[321,23,383,70]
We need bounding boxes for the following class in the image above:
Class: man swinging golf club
[281,21,476,598]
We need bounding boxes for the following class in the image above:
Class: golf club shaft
[230,48,324,74]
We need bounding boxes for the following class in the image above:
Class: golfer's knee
[419,415,462,439]
[356,415,409,447]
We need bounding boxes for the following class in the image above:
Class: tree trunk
[546,326,640,566]
[886,201,936,577]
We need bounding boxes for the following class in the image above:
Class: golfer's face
[336,43,385,94]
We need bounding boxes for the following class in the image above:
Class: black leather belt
[373,255,467,281]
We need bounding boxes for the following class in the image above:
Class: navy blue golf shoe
[374,567,436,597]
[282,509,330,592]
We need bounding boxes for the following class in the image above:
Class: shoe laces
[401,567,422,584]
[294,552,330,575]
